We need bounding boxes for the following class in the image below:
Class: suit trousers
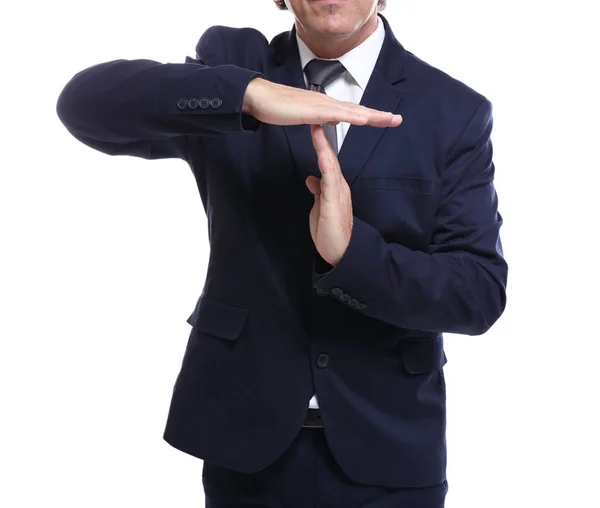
[202,426,448,508]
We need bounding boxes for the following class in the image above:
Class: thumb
[305,176,322,196]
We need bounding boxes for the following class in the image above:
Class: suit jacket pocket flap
[400,338,448,374]
[353,176,435,194]
[186,296,249,341]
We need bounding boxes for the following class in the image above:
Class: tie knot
[304,59,346,91]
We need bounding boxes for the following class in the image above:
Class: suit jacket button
[177,98,188,110]
[188,98,199,109]
[317,354,330,368]
[348,299,359,306]
[210,98,223,109]
[331,288,343,296]
[340,293,351,302]
[357,303,367,310]
[199,98,210,109]
[316,289,328,296]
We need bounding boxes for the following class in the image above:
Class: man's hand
[305,125,354,266]
[242,78,402,127]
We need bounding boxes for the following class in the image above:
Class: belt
[302,408,324,429]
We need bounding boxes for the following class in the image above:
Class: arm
[56,57,262,160]
[311,100,508,335]
[56,21,402,161]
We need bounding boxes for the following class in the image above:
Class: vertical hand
[305,125,354,266]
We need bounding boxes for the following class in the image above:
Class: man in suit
[56,0,507,505]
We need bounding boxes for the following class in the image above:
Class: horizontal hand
[305,125,353,266]
[243,78,403,128]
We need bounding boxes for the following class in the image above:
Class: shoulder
[406,50,488,108]
[190,25,271,69]
[402,50,493,143]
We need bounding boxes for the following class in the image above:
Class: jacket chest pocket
[352,176,436,194]
[351,176,437,247]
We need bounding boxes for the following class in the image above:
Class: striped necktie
[304,59,346,153]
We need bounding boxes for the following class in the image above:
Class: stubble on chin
[314,6,350,38]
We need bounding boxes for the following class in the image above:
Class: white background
[1,0,599,506]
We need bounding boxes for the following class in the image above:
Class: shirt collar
[295,15,386,91]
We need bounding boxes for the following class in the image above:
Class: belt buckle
[302,408,324,429]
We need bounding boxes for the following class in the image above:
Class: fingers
[310,124,332,158]
[338,105,402,128]
[305,175,322,196]
[365,110,403,127]
[311,125,343,197]
[310,125,338,175]
[309,95,402,128]
[314,107,401,128]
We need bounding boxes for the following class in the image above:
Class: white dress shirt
[295,16,386,410]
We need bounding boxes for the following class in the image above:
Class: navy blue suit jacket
[56,15,507,489]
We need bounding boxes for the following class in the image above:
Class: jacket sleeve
[56,55,263,160]
[313,99,508,336]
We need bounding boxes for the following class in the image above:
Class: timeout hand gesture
[243,77,403,265]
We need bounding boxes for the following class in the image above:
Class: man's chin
[310,19,357,38]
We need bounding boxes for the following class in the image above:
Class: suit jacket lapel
[270,15,408,185]
[339,15,407,186]
[270,29,320,182]
[338,68,404,187]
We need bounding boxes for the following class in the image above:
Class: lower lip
[311,0,349,3]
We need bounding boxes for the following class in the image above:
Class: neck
[296,13,378,59]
